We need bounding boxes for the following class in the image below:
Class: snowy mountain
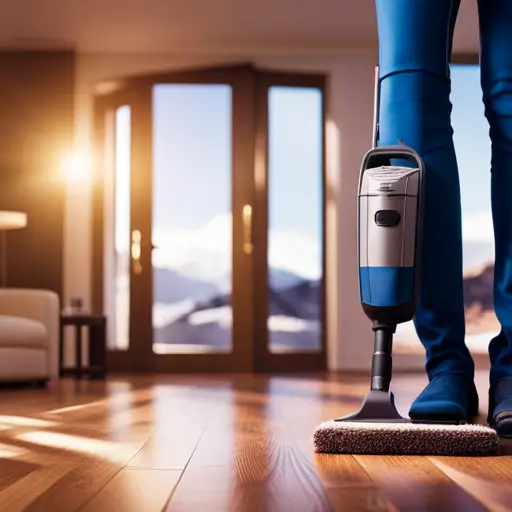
[463,262,494,310]
[151,213,320,288]
[463,241,494,274]
[153,277,322,351]
[152,265,308,305]
[153,267,219,303]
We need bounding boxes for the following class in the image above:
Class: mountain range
[151,259,495,351]
[153,268,321,350]
[153,265,307,304]
[463,262,494,311]
[154,260,494,313]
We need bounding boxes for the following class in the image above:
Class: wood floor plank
[0,457,39,492]
[0,403,155,511]
[289,410,398,511]
[355,455,488,511]
[79,468,182,512]
[167,411,333,511]
[127,422,204,470]
[310,452,397,511]
[125,391,211,471]
[0,446,82,512]
[430,455,512,511]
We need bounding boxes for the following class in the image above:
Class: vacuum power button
[375,210,401,227]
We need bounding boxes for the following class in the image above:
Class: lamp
[0,211,27,287]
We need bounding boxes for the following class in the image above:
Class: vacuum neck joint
[370,325,395,392]
[372,321,396,334]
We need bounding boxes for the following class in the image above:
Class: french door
[93,64,327,373]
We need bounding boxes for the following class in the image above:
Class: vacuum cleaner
[338,142,426,424]
[313,67,500,456]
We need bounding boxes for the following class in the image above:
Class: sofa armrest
[0,288,60,379]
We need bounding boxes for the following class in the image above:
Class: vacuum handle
[362,145,424,171]
[372,65,380,149]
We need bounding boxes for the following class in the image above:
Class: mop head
[313,420,501,456]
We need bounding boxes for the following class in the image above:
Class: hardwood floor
[0,371,511,511]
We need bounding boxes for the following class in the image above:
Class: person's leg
[477,0,512,435]
[375,0,478,421]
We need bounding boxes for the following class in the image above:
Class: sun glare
[61,149,93,183]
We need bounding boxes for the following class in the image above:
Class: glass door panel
[151,84,233,355]
[101,103,132,353]
[95,90,145,372]
[267,86,324,354]
[113,105,131,351]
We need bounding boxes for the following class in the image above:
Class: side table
[60,314,107,379]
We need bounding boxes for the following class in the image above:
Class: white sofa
[0,288,59,383]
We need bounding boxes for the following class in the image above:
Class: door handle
[131,229,142,274]
[243,204,253,255]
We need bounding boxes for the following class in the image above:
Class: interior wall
[0,50,73,299]
[69,49,425,371]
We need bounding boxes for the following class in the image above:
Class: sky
[152,84,232,233]
[451,64,493,245]
[150,83,323,280]
[114,64,494,282]
[151,84,322,239]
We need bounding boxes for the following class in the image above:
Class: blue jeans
[375,0,512,386]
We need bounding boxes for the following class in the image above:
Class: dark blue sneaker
[488,377,512,437]
[409,373,479,423]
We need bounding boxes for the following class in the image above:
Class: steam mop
[313,68,500,456]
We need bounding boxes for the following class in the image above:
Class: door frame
[93,88,138,372]
[91,62,328,373]
[253,70,327,372]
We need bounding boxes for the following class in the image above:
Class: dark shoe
[409,373,479,423]
[488,377,512,437]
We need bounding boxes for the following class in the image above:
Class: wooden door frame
[92,64,257,373]
[92,89,139,372]
[91,62,328,373]
[253,71,328,372]
[140,68,257,373]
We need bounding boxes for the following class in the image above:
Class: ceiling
[0,0,479,54]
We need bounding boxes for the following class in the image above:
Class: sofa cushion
[0,315,48,349]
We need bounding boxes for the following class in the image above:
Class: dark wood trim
[91,98,105,317]
[451,53,479,65]
[253,71,268,372]
[93,63,257,97]
[320,73,329,372]
[230,69,257,372]
[130,84,153,372]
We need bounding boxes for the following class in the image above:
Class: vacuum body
[336,145,427,423]
[358,145,425,394]
[358,150,424,327]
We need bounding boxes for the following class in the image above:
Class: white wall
[67,49,425,371]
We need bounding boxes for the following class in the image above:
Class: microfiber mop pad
[313,420,501,456]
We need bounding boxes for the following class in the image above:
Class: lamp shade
[0,211,27,230]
